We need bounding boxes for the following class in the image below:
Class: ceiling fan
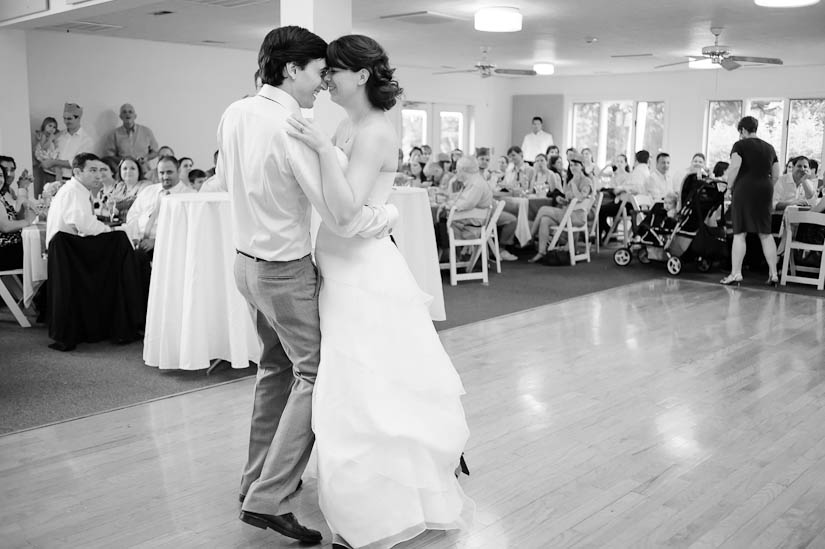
[433,46,537,78]
[654,27,783,71]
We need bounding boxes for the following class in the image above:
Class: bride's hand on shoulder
[286,116,332,153]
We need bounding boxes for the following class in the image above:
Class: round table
[143,193,261,370]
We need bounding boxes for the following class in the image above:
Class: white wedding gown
[312,155,474,549]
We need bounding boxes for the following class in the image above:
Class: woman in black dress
[0,165,36,270]
[721,116,781,286]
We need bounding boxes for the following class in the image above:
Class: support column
[279,0,352,137]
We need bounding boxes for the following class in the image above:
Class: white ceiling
[17,0,825,76]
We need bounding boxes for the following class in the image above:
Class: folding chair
[439,200,505,286]
[545,197,593,266]
[0,269,31,327]
[780,210,825,290]
[602,194,632,245]
[589,191,604,254]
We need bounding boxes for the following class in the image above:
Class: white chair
[440,200,506,286]
[780,210,825,290]
[589,191,604,254]
[545,197,593,266]
[0,268,31,327]
[602,194,632,245]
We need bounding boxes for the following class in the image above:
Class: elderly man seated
[434,156,492,260]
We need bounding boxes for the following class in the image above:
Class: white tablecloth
[388,187,446,321]
[500,196,532,247]
[143,193,261,370]
[21,224,47,307]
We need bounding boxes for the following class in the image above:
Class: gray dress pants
[234,253,321,516]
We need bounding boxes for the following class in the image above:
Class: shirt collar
[68,177,91,197]
[258,84,302,116]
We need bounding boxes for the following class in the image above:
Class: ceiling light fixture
[688,58,720,70]
[533,63,555,75]
[754,0,820,6]
[474,7,522,32]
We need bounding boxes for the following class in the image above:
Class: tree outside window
[787,99,825,163]
[748,99,784,157]
[706,100,743,167]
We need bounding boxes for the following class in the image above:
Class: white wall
[507,65,825,173]
[26,30,257,169]
[0,30,33,174]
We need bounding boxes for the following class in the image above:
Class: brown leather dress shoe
[239,510,322,543]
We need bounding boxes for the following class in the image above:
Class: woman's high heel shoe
[766,275,779,287]
[720,274,743,286]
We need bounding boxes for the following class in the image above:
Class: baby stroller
[613,175,728,275]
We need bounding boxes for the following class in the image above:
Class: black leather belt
[236,249,266,262]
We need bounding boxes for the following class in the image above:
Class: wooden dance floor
[3,279,825,548]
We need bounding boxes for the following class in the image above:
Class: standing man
[41,103,94,181]
[216,26,397,544]
[102,103,159,168]
[521,116,554,164]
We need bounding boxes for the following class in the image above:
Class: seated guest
[0,166,36,270]
[96,156,120,219]
[581,148,599,180]
[0,156,34,213]
[475,148,493,182]
[645,152,673,201]
[126,156,195,296]
[420,144,432,165]
[599,154,632,190]
[448,149,463,172]
[530,153,562,195]
[423,160,450,189]
[598,150,650,240]
[490,155,509,188]
[147,145,176,183]
[113,156,153,217]
[189,169,208,191]
[45,153,112,246]
[178,157,195,189]
[546,145,560,158]
[712,161,729,179]
[774,155,817,211]
[500,146,534,193]
[529,152,594,262]
[200,150,226,191]
[434,156,493,257]
[678,153,708,193]
[808,159,822,193]
[408,146,423,165]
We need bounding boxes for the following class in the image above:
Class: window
[400,107,427,158]
[636,101,665,155]
[747,99,784,157]
[705,100,743,167]
[787,99,825,162]
[605,101,634,162]
[439,111,464,154]
[572,103,600,159]
[399,102,470,160]
[571,100,665,167]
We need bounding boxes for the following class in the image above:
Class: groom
[216,26,398,543]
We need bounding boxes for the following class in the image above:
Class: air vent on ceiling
[41,20,123,33]
[380,11,463,24]
[183,0,269,7]
[610,53,653,58]
[152,10,175,16]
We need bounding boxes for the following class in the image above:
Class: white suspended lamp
[688,58,720,70]
[754,0,820,6]
[474,6,523,32]
[533,63,555,75]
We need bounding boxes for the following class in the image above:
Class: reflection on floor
[2,279,824,548]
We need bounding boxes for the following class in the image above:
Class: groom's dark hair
[258,26,328,87]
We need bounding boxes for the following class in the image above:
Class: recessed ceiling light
[533,63,555,75]
[689,58,720,70]
[474,7,522,32]
[754,0,820,6]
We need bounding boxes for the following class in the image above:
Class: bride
[288,35,474,549]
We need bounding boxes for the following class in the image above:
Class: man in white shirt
[219,27,396,544]
[773,155,817,211]
[521,116,554,163]
[645,152,673,201]
[46,153,111,245]
[628,150,651,196]
[125,155,195,253]
[40,103,95,181]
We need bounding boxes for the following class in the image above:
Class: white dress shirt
[645,168,673,200]
[627,164,650,195]
[55,128,95,179]
[199,174,226,192]
[46,178,111,244]
[216,85,397,262]
[773,173,816,209]
[521,130,554,162]
[125,182,194,241]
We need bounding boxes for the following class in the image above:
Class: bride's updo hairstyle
[326,35,403,111]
